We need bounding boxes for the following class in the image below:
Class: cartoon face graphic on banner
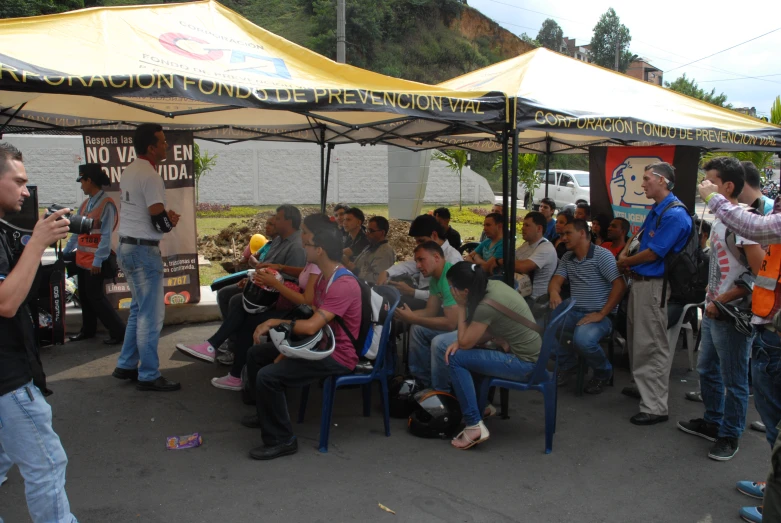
[605,146,676,233]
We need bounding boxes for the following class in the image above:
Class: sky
[467,0,781,118]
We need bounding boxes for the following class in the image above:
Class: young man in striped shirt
[548,219,626,394]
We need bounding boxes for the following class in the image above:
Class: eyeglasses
[366,228,382,234]
[303,242,318,248]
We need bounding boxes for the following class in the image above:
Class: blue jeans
[117,243,165,382]
[752,327,781,448]
[408,326,454,391]
[553,308,613,380]
[698,316,751,439]
[447,349,536,426]
[0,381,77,523]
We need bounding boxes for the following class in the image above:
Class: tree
[432,150,468,209]
[700,95,781,175]
[665,73,731,108]
[536,18,563,52]
[520,33,540,48]
[193,143,218,205]
[589,8,632,72]
[492,153,540,205]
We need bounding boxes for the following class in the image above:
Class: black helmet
[408,390,462,439]
[389,376,424,419]
[242,268,282,314]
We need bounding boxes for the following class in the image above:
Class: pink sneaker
[211,374,242,391]
[176,341,216,363]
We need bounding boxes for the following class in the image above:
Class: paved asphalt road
[0,322,769,522]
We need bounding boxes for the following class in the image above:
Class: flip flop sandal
[483,404,497,419]
[452,421,490,450]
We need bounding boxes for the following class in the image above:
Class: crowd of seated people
[176,168,753,462]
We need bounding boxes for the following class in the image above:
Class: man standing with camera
[113,124,181,392]
[63,163,126,345]
[0,142,79,522]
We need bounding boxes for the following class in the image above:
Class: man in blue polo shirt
[549,219,626,394]
[617,162,691,426]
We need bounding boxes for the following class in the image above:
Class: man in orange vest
[63,163,125,345]
[699,177,781,523]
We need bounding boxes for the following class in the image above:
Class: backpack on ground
[326,267,391,360]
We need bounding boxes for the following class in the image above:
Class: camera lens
[70,215,93,235]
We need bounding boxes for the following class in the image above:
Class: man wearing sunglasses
[345,216,395,284]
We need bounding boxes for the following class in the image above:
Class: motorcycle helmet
[408,390,462,439]
[389,376,424,419]
[270,322,335,361]
[242,268,283,314]
[712,301,753,337]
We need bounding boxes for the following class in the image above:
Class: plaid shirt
[709,193,781,323]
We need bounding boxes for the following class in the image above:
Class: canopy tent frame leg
[505,127,519,287]
[322,143,334,212]
[501,128,510,283]
[543,135,552,199]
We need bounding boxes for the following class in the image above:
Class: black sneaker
[621,386,641,399]
[583,377,609,395]
[556,366,578,387]
[708,437,739,461]
[677,418,719,442]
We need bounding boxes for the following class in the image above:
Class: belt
[760,324,778,333]
[629,272,662,282]
[120,236,159,247]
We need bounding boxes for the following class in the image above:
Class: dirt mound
[198,208,418,273]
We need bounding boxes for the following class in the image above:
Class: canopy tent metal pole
[543,135,552,199]
[501,128,510,281]
[319,128,326,213]
[0,102,26,135]
[322,143,334,212]
[506,127,519,287]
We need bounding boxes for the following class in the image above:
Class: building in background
[560,37,592,63]
[626,58,663,86]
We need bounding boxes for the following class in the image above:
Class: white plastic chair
[667,302,704,371]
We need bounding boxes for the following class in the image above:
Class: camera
[44,204,93,234]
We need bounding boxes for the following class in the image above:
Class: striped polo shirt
[555,244,622,313]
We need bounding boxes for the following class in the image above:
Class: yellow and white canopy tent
[434,47,781,279]
[0,0,507,147]
[436,47,781,155]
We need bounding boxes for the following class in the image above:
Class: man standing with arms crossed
[113,124,181,392]
[617,162,691,425]
[0,142,78,522]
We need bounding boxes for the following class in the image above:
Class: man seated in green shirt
[394,241,459,391]
[466,212,504,277]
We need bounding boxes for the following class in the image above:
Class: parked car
[524,169,590,210]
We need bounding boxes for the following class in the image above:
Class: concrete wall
[3,135,494,207]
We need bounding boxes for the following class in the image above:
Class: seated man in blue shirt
[617,162,692,426]
[549,219,626,394]
[540,197,558,241]
[466,212,504,277]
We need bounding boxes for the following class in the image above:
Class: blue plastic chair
[477,298,576,454]
[297,285,401,453]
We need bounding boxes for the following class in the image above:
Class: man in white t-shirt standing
[677,157,764,461]
[112,124,181,392]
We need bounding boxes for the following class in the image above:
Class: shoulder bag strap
[481,298,543,334]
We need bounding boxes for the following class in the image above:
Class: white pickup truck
[518,169,590,209]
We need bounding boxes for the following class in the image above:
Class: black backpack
[649,201,700,307]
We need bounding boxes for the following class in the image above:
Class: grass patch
[198,262,228,287]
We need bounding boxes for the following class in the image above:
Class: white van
[522,170,590,209]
